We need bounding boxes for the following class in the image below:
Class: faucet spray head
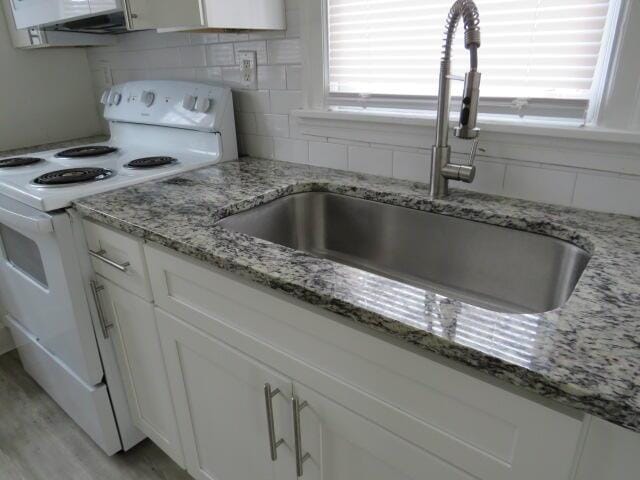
[454,69,481,139]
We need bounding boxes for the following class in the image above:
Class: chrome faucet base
[429,146,451,198]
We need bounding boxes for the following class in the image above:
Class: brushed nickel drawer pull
[89,249,130,272]
[264,383,284,461]
[292,395,310,477]
[90,280,113,339]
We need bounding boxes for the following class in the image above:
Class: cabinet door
[291,382,480,480]
[124,0,203,30]
[88,0,119,14]
[10,0,91,29]
[156,308,297,480]
[97,278,184,466]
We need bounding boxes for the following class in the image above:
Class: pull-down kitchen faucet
[430,0,481,198]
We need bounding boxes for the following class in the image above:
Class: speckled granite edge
[73,158,640,432]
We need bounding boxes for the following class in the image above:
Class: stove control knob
[195,97,212,113]
[109,91,122,106]
[100,89,111,105]
[141,90,155,107]
[182,94,197,111]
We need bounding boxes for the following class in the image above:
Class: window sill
[292,108,640,146]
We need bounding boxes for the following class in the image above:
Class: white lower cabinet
[155,308,296,480]
[95,277,183,466]
[80,226,640,480]
[290,381,484,480]
[156,307,476,480]
[145,244,586,480]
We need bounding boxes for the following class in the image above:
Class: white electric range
[0,80,237,455]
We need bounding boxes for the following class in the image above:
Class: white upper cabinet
[124,0,203,31]
[199,0,285,30]
[153,0,286,32]
[10,0,285,31]
[10,0,92,29]
[88,0,119,15]
[10,0,119,29]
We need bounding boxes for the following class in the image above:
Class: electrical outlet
[237,50,258,89]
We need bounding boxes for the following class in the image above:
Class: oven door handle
[0,204,54,234]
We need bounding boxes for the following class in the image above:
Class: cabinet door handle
[89,249,130,272]
[292,395,311,477]
[90,280,113,339]
[264,383,284,461]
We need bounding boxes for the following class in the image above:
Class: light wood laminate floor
[0,350,191,480]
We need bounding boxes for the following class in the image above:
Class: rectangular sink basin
[217,192,590,313]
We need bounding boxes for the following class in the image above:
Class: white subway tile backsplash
[145,68,196,81]
[244,134,275,159]
[111,69,135,84]
[237,134,247,156]
[309,141,348,169]
[392,151,430,183]
[258,66,287,90]
[249,30,286,41]
[179,45,207,68]
[145,48,180,69]
[274,137,309,163]
[573,173,640,216]
[236,113,257,135]
[285,65,302,90]
[117,30,161,50]
[267,38,302,64]
[504,164,576,206]
[255,114,290,137]
[162,32,191,47]
[195,67,223,82]
[234,41,268,64]
[456,159,506,195]
[189,32,219,45]
[233,90,271,113]
[270,90,302,114]
[205,44,236,66]
[348,146,393,176]
[221,66,244,86]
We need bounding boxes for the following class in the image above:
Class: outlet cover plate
[237,50,258,90]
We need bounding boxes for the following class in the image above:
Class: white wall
[0,3,102,151]
[86,0,640,217]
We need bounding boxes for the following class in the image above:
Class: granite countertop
[0,135,109,158]
[73,158,640,432]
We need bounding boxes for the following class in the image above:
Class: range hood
[45,12,128,34]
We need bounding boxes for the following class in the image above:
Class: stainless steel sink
[217,192,590,313]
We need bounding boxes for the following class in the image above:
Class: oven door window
[0,224,48,287]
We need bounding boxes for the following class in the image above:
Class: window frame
[315,0,624,125]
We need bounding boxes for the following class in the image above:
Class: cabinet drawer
[146,244,585,480]
[83,220,152,301]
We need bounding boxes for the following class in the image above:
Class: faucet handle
[441,137,480,184]
[468,136,480,166]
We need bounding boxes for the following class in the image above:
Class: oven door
[0,194,103,385]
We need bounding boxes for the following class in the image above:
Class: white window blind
[326,0,611,103]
